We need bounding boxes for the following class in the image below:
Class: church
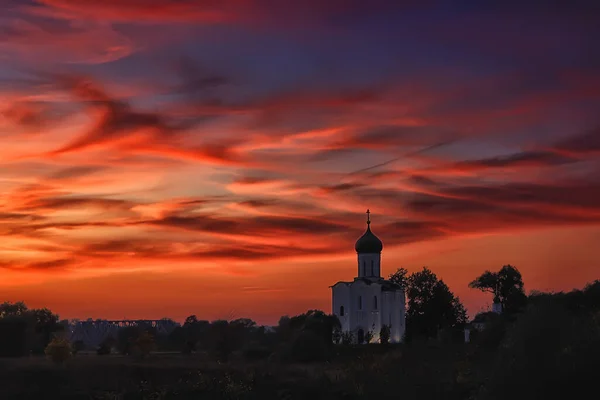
[331,210,405,343]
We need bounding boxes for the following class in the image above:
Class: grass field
[0,344,480,399]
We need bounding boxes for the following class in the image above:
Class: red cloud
[0,14,133,64]
[32,0,418,25]
[34,0,237,23]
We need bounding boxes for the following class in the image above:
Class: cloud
[554,127,600,156]
[31,0,420,25]
[1,0,599,324]
[32,0,236,23]
[413,127,600,176]
[0,258,74,272]
[0,15,134,64]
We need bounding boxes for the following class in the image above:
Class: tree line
[0,264,594,366]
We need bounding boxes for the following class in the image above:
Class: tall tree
[390,267,467,341]
[29,307,62,351]
[389,267,409,288]
[469,265,527,314]
[0,301,28,317]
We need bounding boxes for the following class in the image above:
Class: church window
[370,260,374,276]
[340,306,345,316]
[373,296,378,310]
[357,328,365,344]
[358,296,362,310]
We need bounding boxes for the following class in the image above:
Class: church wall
[332,284,351,333]
[381,289,406,343]
[349,281,382,342]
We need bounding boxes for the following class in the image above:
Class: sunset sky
[1,1,599,325]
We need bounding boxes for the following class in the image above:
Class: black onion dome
[355,225,383,253]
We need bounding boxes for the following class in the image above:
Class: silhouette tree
[208,320,233,362]
[469,265,527,314]
[0,301,28,317]
[388,267,409,289]
[478,292,600,400]
[0,316,29,357]
[181,315,210,351]
[0,302,62,354]
[391,267,467,341]
[30,307,62,352]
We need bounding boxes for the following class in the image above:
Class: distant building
[67,319,180,348]
[464,309,502,343]
[331,210,405,343]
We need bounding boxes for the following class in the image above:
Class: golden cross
[366,209,370,224]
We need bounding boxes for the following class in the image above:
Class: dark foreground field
[0,344,485,400]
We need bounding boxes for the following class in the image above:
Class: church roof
[354,209,383,253]
[330,278,403,292]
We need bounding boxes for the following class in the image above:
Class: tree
[0,302,62,354]
[393,267,467,341]
[117,326,142,355]
[209,320,233,362]
[182,315,210,351]
[229,318,257,351]
[300,310,341,348]
[469,265,527,314]
[0,317,29,357]
[478,293,600,400]
[0,301,28,317]
[389,267,409,289]
[30,307,62,352]
[184,315,199,326]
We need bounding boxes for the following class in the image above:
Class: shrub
[97,335,115,355]
[379,325,390,344]
[365,325,375,344]
[341,331,354,346]
[134,331,155,358]
[289,331,328,363]
[332,327,342,345]
[45,337,72,364]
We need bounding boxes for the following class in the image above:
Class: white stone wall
[349,280,382,341]
[381,289,405,342]
[333,280,407,344]
[357,253,381,278]
[332,283,352,333]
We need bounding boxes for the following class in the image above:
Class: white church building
[331,210,405,343]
